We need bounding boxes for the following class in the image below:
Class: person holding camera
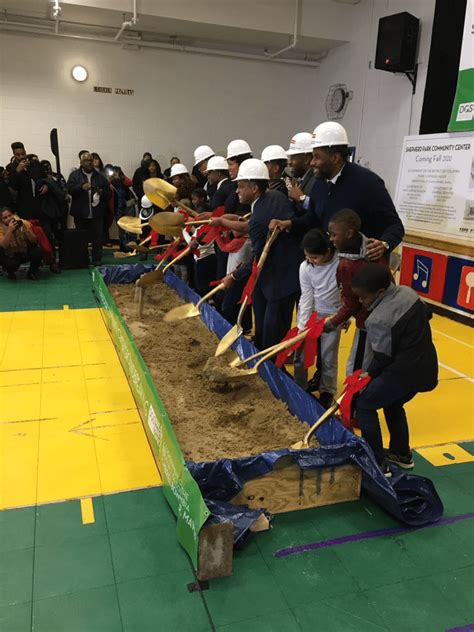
[7,142,47,219]
[67,151,111,266]
[0,207,43,280]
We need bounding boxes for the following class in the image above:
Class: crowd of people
[0,121,438,475]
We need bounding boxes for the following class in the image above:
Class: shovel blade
[290,440,308,450]
[163,303,200,322]
[215,324,242,356]
[136,269,164,287]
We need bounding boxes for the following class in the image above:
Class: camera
[13,219,23,231]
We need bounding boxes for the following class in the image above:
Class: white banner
[395,132,474,241]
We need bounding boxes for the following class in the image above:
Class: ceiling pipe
[114,0,137,41]
[266,0,301,58]
[0,19,321,67]
[51,0,61,34]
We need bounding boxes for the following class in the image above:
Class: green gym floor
[1,253,473,632]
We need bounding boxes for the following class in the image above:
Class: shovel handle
[232,342,283,368]
[256,227,280,272]
[170,198,198,217]
[162,245,191,273]
[184,219,213,228]
[235,295,249,328]
[253,330,309,370]
[301,393,345,446]
[196,282,225,308]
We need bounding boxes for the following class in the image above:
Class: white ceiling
[0,0,358,61]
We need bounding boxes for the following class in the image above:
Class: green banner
[92,270,209,569]
[449,1,474,131]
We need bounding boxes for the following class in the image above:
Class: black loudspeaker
[59,229,89,269]
[375,12,419,72]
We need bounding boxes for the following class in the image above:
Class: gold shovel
[290,393,345,450]
[136,243,191,288]
[117,216,145,235]
[149,212,213,238]
[143,178,197,216]
[134,236,182,316]
[163,283,225,322]
[209,331,309,383]
[113,235,152,258]
[214,227,280,357]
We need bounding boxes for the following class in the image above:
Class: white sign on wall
[395,132,474,241]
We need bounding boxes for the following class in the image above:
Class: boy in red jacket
[324,208,389,374]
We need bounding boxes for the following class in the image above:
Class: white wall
[309,0,436,194]
[0,31,320,176]
[0,0,436,193]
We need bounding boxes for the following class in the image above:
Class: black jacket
[36,177,67,221]
[211,178,234,210]
[366,285,438,392]
[234,190,303,301]
[293,161,404,251]
[7,159,46,219]
[67,169,111,219]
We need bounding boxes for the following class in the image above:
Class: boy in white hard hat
[270,122,404,263]
[221,158,302,349]
[261,145,288,195]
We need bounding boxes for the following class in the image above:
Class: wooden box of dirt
[108,282,362,516]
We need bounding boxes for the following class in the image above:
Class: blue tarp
[100,264,443,532]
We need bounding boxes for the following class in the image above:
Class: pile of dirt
[109,283,309,462]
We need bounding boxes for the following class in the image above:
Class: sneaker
[381,460,393,478]
[319,392,335,408]
[384,450,414,469]
[27,271,40,281]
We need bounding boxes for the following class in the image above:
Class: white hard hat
[139,206,154,221]
[226,139,252,160]
[261,145,288,162]
[311,122,349,148]
[170,163,189,177]
[141,194,153,208]
[205,155,229,172]
[193,145,215,166]
[235,158,269,181]
[286,132,313,155]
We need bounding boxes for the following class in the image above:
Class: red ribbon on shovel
[303,312,327,370]
[238,258,258,305]
[339,369,372,428]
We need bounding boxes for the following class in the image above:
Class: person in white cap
[260,145,288,195]
[224,139,253,215]
[170,163,194,203]
[270,122,404,262]
[192,145,215,193]
[285,132,316,215]
[204,156,234,210]
[221,158,302,350]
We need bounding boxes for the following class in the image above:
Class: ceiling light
[71,65,88,82]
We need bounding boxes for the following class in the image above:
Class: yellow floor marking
[80,497,95,524]
[432,328,473,350]
[416,443,474,466]
[0,307,161,511]
[438,361,474,383]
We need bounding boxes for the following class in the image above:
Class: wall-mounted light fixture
[71,65,88,82]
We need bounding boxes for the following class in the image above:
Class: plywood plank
[230,456,361,514]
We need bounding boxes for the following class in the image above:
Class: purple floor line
[274,512,474,558]
[445,625,474,632]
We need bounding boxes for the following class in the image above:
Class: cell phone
[14,219,23,231]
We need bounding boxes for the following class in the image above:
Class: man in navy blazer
[270,122,404,262]
[221,159,302,350]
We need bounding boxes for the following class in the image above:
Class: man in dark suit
[285,132,316,215]
[221,159,302,350]
[67,152,111,265]
[271,122,404,262]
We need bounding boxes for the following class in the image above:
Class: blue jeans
[355,375,416,464]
